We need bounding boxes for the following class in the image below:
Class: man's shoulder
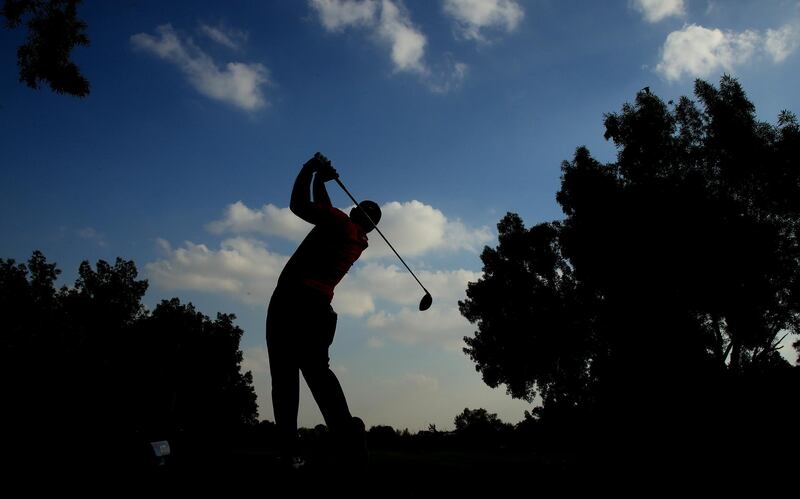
[313,205,350,226]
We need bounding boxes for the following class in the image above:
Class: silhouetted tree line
[249,408,523,454]
[0,251,257,469]
[460,77,800,475]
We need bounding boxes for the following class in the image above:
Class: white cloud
[765,24,800,63]
[309,0,378,31]
[146,237,288,305]
[207,202,312,241]
[367,306,470,352]
[656,24,761,81]
[443,0,524,42]
[309,0,467,92]
[131,24,269,111]
[207,200,493,259]
[199,23,248,50]
[332,263,479,317]
[346,264,480,308]
[309,0,423,71]
[377,0,427,74]
[365,200,492,258]
[332,277,377,316]
[631,0,685,23]
[339,263,480,350]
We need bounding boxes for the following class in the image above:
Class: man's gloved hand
[310,152,339,182]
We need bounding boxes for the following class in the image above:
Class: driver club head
[419,292,433,311]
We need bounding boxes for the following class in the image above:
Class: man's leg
[299,303,352,431]
[302,362,352,432]
[303,360,369,465]
[267,312,301,463]
[300,305,367,462]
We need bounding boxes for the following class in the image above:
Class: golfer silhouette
[266,153,381,469]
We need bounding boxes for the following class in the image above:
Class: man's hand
[317,163,339,182]
[308,152,339,182]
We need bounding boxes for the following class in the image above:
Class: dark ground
[10,443,782,494]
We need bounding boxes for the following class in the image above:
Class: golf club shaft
[334,177,429,295]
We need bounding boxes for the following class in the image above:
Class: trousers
[266,286,352,456]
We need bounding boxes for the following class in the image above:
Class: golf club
[331,175,433,312]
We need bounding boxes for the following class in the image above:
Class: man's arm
[313,171,333,208]
[290,153,340,225]
[289,158,317,223]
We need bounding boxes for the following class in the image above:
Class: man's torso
[276,207,368,300]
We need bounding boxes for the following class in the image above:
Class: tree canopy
[460,77,800,426]
[1,251,257,465]
[2,0,90,96]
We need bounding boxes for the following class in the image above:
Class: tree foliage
[460,77,800,422]
[0,251,257,462]
[133,298,259,431]
[453,408,511,435]
[2,0,90,96]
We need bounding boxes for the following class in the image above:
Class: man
[266,152,381,468]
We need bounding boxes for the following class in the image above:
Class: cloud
[309,0,426,73]
[366,306,471,352]
[309,0,468,92]
[765,24,800,63]
[357,265,479,350]
[131,24,269,111]
[335,263,480,351]
[346,264,480,309]
[331,276,377,316]
[365,200,492,258]
[655,23,800,81]
[376,0,427,74]
[208,200,493,259]
[309,0,378,31]
[207,202,312,241]
[332,263,480,317]
[442,0,524,42]
[199,23,248,50]
[631,0,685,23]
[146,237,288,305]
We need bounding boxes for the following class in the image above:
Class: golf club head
[419,292,433,311]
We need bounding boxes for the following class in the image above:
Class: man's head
[350,201,381,232]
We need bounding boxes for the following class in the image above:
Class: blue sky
[2,0,799,430]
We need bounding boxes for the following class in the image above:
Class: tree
[0,250,61,358]
[460,77,800,429]
[132,298,259,433]
[454,408,506,432]
[0,251,62,429]
[1,251,258,466]
[2,0,90,96]
[458,216,596,416]
[453,408,512,448]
